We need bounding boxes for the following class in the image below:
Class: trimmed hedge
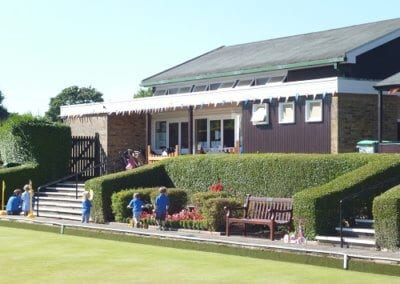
[163,154,368,197]
[111,187,188,223]
[294,155,400,239]
[0,163,41,201]
[85,163,172,223]
[373,185,400,250]
[202,198,242,231]
[0,114,71,182]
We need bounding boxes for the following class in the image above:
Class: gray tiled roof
[375,72,400,89]
[142,18,400,86]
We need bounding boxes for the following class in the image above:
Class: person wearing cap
[6,189,22,215]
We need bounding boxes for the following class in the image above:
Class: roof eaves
[141,57,345,87]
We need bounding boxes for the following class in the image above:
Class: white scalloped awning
[60,77,377,117]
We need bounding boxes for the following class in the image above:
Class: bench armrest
[224,206,245,218]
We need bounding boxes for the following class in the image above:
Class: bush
[163,154,368,197]
[0,114,71,181]
[149,188,187,215]
[293,155,400,239]
[202,198,242,232]
[111,188,155,222]
[0,163,41,201]
[191,191,230,212]
[373,185,400,249]
[85,163,171,223]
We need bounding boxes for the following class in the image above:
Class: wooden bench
[225,194,293,240]
[147,145,179,164]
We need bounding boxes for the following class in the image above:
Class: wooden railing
[147,145,179,164]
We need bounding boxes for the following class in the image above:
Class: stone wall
[332,93,400,153]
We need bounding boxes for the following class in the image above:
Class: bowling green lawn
[0,226,398,284]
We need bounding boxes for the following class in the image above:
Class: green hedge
[163,154,368,197]
[85,164,172,223]
[0,114,71,182]
[202,198,242,231]
[294,155,400,239]
[111,187,188,223]
[0,163,41,201]
[373,185,400,250]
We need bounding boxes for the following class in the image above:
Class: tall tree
[0,90,10,121]
[46,86,104,121]
[133,88,152,98]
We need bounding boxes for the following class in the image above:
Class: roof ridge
[224,17,400,49]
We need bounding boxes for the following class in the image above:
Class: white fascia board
[346,29,400,63]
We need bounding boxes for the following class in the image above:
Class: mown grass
[0,226,399,284]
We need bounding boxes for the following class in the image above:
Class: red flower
[210,182,223,192]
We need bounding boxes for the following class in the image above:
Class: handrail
[35,154,124,217]
[338,176,400,248]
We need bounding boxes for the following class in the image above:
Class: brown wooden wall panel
[242,95,331,153]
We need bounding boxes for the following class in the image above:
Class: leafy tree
[0,90,9,121]
[46,86,104,121]
[133,88,152,98]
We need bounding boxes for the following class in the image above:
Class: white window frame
[251,103,269,125]
[278,101,295,124]
[305,99,323,122]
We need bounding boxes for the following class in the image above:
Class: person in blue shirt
[127,192,144,228]
[21,184,31,216]
[154,186,170,230]
[6,189,22,215]
[81,191,92,223]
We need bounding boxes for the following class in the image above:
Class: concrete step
[37,212,82,221]
[354,218,374,228]
[316,235,376,247]
[335,227,375,235]
[37,200,81,208]
[38,191,83,198]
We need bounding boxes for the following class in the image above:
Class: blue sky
[1,0,399,115]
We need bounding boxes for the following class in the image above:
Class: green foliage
[191,191,230,212]
[133,88,153,98]
[111,188,155,222]
[294,155,400,239]
[85,164,172,223]
[0,90,9,121]
[163,154,368,197]
[373,185,400,250]
[0,163,42,201]
[0,114,71,181]
[111,187,188,223]
[46,86,104,122]
[202,198,242,231]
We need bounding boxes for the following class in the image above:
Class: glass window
[193,85,207,92]
[167,88,178,95]
[154,89,166,96]
[305,100,323,122]
[155,121,167,149]
[236,79,253,88]
[210,120,221,148]
[255,77,269,85]
[279,102,295,124]
[223,119,235,147]
[195,119,207,150]
[181,122,188,149]
[178,86,191,94]
[251,103,269,125]
[169,123,179,149]
[219,81,235,89]
[209,83,221,90]
[268,76,286,83]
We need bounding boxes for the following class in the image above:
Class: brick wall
[332,93,400,153]
[64,113,146,166]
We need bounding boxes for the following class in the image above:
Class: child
[21,184,31,216]
[6,189,22,215]
[127,193,144,228]
[154,186,170,230]
[81,191,92,223]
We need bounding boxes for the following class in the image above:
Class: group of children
[6,184,32,216]
[127,186,170,230]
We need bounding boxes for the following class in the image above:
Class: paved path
[1,215,399,267]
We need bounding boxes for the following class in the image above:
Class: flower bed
[141,208,206,230]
